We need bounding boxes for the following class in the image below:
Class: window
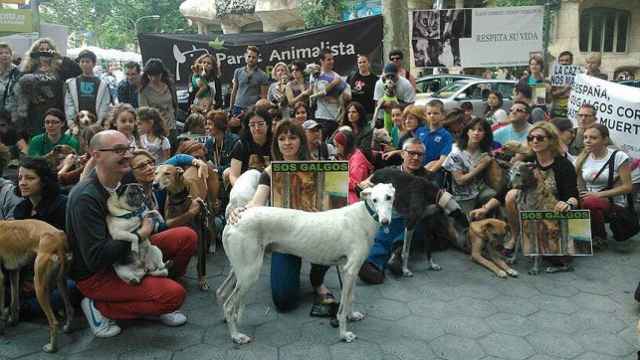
[580,8,630,53]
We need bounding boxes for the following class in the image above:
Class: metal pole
[31,0,40,35]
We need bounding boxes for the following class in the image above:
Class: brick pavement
[1,238,639,360]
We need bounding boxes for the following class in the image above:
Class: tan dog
[0,219,73,353]
[469,219,518,278]
[153,164,219,290]
[44,144,77,171]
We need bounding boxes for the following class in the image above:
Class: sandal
[544,265,574,273]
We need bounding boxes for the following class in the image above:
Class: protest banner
[550,64,585,87]
[568,74,640,158]
[139,16,383,86]
[520,210,592,256]
[271,161,348,211]
[409,6,543,68]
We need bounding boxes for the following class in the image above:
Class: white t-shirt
[141,134,171,163]
[581,147,630,206]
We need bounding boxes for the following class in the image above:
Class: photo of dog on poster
[520,210,593,256]
[411,9,472,68]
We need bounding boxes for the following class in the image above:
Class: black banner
[139,15,383,87]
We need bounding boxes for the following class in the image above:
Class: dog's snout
[381,218,390,226]
[152,182,160,190]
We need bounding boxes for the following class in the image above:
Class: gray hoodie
[0,177,20,220]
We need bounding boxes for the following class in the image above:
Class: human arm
[229,159,242,187]
[228,169,271,224]
[164,198,202,228]
[194,76,209,98]
[580,159,633,200]
[425,155,448,173]
[229,77,238,109]
[138,89,149,107]
[449,153,493,185]
[213,77,223,109]
[64,80,76,126]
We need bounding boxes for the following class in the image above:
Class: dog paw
[231,333,252,344]
[505,257,517,265]
[42,343,57,353]
[402,268,414,277]
[341,331,357,343]
[507,269,519,278]
[428,263,442,271]
[496,270,508,278]
[348,311,365,322]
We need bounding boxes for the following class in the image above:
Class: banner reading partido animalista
[409,6,543,68]
[568,74,640,158]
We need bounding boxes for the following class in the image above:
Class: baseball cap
[383,63,398,75]
[303,119,322,130]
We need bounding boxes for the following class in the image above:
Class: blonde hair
[586,53,602,65]
[526,122,562,157]
[271,62,290,81]
[402,105,426,126]
[20,38,62,73]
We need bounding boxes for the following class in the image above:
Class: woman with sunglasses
[471,122,578,273]
[286,61,312,106]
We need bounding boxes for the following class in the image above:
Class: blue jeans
[270,252,330,312]
[367,216,426,270]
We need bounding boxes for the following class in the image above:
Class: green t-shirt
[28,133,80,157]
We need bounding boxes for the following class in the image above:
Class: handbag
[601,151,640,242]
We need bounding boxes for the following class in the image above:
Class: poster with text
[520,210,592,257]
[409,6,543,68]
[568,74,640,158]
[550,64,585,87]
[271,161,348,212]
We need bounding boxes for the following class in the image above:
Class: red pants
[76,227,197,320]
[581,196,612,239]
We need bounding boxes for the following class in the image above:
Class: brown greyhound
[154,164,219,290]
[0,219,73,353]
[468,219,518,278]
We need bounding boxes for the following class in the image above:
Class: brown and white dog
[469,219,518,278]
[0,219,73,353]
[44,144,77,171]
[153,164,219,290]
[69,110,97,136]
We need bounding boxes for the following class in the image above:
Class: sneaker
[80,298,121,338]
[145,311,187,327]
[358,262,384,285]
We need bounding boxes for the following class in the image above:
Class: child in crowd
[177,112,208,145]
[389,104,405,148]
[137,106,170,163]
[417,99,453,186]
[110,103,140,149]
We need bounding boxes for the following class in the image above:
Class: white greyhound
[216,183,395,344]
[224,169,262,220]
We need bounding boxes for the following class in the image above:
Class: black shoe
[387,248,403,276]
[358,262,384,284]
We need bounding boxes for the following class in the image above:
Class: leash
[114,207,146,220]
[364,200,378,221]
[168,188,190,207]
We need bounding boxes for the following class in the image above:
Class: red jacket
[348,149,374,204]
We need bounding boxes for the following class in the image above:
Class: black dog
[370,168,468,276]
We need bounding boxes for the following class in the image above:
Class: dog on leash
[469,219,518,278]
[370,168,468,276]
[154,164,216,290]
[68,110,97,136]
[0,219,73,353]
[216,183,395,344]
[509,162,561,274]
[370,77,397,131]
[107,183,169,285]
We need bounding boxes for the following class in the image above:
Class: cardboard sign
[520,210,592,256]
[0,9,32,33]
[271,161,348,211]
[550,64,585,86]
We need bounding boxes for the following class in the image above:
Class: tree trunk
[382,0,410,68]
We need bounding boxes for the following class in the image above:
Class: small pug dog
[107,183,170,285]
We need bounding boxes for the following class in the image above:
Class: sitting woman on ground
[230,120,336,312]
[57,124,102,186]
[339,101,373,155]
[575,124,632,249]
[551,117,576,163]
[382,104,426,161]
[27,108,80,157]
[204,111,241,176]
[442,118,497,216]
[225,108,273,187]
[483,90,508,129]
[177,112,208,145]
[334,126,374,204]
[137,107,171,163]
[12,157,81,318]
[470,122,579,273]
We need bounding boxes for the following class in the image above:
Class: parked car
[415,75,478,108]
[617,80,640,88]
[416,79,517,118]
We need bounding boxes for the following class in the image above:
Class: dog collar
[364,200,378,221]
[115,207,146,220]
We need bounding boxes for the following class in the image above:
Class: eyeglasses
[510,108,527,114]
[132,159,154,170]
[44,120,62,125]
[390,56,402,61]
[248,121,267,128]
[527,135,547,142]
[577,113,594,118]
[405,150,424,158]
[97,146,135,155]
[291,68,300,72]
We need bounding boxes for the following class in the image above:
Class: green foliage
[40,0,192,49]
[298,0,348,29]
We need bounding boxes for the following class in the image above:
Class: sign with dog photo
[409,6,543,68]
[519,210,593,256]
[271,161,348,211]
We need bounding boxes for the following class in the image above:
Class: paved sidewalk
[1,239,639,360]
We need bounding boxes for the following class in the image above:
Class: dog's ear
[116,184,128,197]
[360,187,372,200]
[175,167,184,178]
[482,220,495,234]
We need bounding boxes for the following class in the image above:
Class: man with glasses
[493,101,533,146]
[229,46,269,121]
[347,54,377,117]
[358,138,430,284]
[388,49,416,89]
[117,62,141,108]
[569,103,611,155]
[67,130,191,339]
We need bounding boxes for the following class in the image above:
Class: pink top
[348,149,374,204]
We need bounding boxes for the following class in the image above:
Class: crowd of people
[0,37,638,340]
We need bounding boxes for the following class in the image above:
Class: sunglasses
[527,135,547,142]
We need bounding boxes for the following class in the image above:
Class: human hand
[554,200,571,213]
[193,159,209,180]
[228,206,248,225]
[188,198,203,217]
[358,179,373,190]
[228,116,241,128]
[469,207,488,220]
[138,217,154,238]
[477,155,493,169]
[61,154,77,169]
[381,151,396,160]
[579,191,601,199]
[78,154,90,165]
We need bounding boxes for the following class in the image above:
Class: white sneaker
[155,311,187,326]
[80,298,121,338]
